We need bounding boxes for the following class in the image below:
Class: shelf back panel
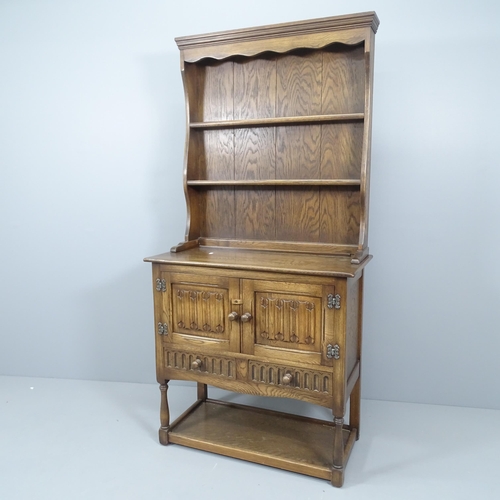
[180,17,375,257]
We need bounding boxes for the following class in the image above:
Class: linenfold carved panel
[172,284,227,339]
[255,292,321,353]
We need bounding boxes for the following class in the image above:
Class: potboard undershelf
[167,399,355,484]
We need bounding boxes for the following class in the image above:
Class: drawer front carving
[249,361,332,395]
[165,349,235,379]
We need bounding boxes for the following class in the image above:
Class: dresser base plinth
[165,398,356,487]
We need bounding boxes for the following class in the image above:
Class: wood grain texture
[159,382,170,444]
[190,113,364,129]
[199,187,235,239]
[165,272,241,353]
[188,179,361,186]
[345,276,360,378]
[171,285,228,339]
[248,360,332,394]
[233,58,276,241]
[165,348,235,378]
[234,56,276,120]
[145,247,371,278]
[235,187,275,240]
[184,41,370,250]
[188,130,234,181]
[276,187,320,242]
[255,292,321,353]
[198,238,358,256]
[276,126,321,179]
[192,61,236,231]
[233,57,275,181]
[277,51,322,117]
[358,32,376,257]
[200,61,234,121]
[166,364,334,407]
[168,399,356,486]
[275,125,321,241]
[321,123,364,179]
[319,187,360,245]
[322,45,365,114]
[349,272,364,438]
[235,128,275,180]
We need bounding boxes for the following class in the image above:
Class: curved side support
[170,239,200,253]
[180,53,191,242]
[356,30,376,262]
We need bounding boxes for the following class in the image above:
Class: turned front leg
[331,416,345,487]
[159,381,170,445]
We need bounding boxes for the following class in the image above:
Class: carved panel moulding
[256,294,318,345]
[173,286,226,335]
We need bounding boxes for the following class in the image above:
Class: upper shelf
[190,113,364,130]
[187,179,361,187]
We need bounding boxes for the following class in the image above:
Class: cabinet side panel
[345,277,360,378]
[319,187,360,245]
[321,44,365,114]
[152,265,166,383]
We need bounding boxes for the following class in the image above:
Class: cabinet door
[241,279,337,366]
[158,271,240,353]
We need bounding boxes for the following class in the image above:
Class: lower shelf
[166,399,356,484]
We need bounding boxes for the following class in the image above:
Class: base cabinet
[150,260,365,487]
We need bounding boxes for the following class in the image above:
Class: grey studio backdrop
[1,0,499,411]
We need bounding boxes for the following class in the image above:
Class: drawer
[164,348,236,380]
[248,360,333,396]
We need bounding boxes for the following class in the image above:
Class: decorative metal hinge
[156,278,166,292]
[327,293,341,309]
[157,322,168,335]
[326,344,340,360]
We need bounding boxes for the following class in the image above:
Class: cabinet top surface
[144,247,371,278]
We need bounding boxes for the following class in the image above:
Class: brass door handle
[228,311,240,321]
[282,373,293,385]
[240,313,252,323]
